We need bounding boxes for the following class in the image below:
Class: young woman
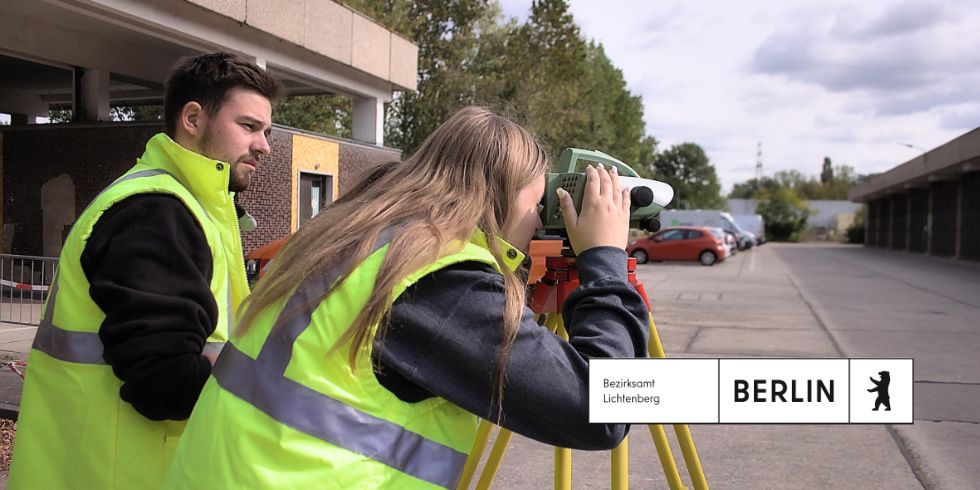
[163,106,650,489]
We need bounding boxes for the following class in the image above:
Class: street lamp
[899,142,926,154]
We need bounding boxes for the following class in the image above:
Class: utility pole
[755,142,763,181]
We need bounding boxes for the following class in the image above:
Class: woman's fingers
[610,165,623,207]
[557,186,578,229]
[584,165,600,202]
[598,163,612,198]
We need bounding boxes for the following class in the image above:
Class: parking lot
[477,243,980,489]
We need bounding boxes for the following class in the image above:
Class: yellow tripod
[457,252,709,490]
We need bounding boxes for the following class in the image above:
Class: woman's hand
[557,164,631,252]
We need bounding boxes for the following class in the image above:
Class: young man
[9,52,282,489]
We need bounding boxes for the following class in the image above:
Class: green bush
[755,187,811,242]
[845,223,865,243]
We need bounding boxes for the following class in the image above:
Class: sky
[499,0,980,192]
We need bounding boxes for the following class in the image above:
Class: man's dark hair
[164,52,284,137]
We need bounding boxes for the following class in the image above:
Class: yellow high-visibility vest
[9,133,250,489]
[163,230,524,489]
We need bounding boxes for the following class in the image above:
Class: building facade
[0,0,416,256]
[849,128,980,261]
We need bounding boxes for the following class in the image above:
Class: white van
[733,214,766,245]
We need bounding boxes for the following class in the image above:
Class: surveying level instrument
[539,148,674,233]
[457,239,709,490]
[457,150,706,489]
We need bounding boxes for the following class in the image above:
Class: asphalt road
[472,243,979,489]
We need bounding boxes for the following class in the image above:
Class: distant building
[849,128,980,261]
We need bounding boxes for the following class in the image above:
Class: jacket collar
[137,133,234,209]
[470,229,526,271]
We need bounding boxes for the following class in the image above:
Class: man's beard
[200,127,255,192]
[228,160,252,193]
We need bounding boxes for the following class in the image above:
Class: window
[658,229,685,241]
[686,230,703,239]
[299,172,333,227]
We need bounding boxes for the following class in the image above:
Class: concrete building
[728,198,862,237]
[0,0,416,256]
[849,127,980,261]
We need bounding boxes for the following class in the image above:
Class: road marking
[0,326,38,332]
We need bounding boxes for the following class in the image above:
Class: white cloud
[498,1,979,192]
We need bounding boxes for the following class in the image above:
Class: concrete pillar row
[352,96,383,146]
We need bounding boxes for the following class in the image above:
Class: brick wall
[238,129,292,253]
[2,123,402,256]
[1,123,161,255]
[339,140,401,194]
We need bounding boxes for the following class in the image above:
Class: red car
[626,226,727,266]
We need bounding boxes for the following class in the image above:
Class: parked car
[626,226,727,266]
[245,235,289,285]
[246,235,566,286]
[660,210,753,250]
[711,227,737,258]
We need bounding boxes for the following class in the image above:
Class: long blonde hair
[239,106,549,412]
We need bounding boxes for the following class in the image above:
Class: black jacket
[82,194,216,421]
[375,246,650,450]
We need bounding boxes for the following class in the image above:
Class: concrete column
[77,67,110,121]
[887,198,894,248]
[905,194,911,251]
[352,96,384,146]
[954,180,963,258]
[926,188,933,255]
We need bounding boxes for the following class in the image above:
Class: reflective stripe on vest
[211,231,468,489]
[31,169,230,364]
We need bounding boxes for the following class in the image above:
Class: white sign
[719,359,848,423]
[589,358,913,424]
[589,359,718,424]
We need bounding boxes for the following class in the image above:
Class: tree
[820,156,833,184]
[274,95,352,138]
[756,187,811,241]
[272,0,659,176]
[728,177,780,199]
[654,143,724,209]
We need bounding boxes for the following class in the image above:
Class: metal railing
[0,254,58,326]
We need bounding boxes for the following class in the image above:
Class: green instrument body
[540,148,675,232]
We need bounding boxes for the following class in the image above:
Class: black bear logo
[867,371,891,411]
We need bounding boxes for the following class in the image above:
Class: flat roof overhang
[0,0,418,107]
[850,128,980,203]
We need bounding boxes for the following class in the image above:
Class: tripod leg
[648,424,688,490]
[673,425,708,490]
[646,312,701,489]
[458,420,496,489]
[612,436,629,490]
[475,428,513,490]
[555,447,571,490]
[547,312,573,490]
